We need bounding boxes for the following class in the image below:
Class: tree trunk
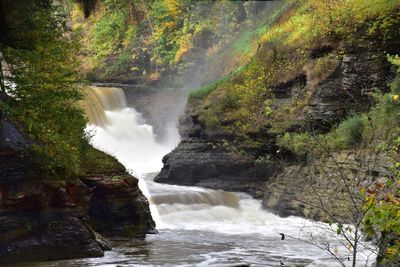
[352,228,358,267]
[0,52,5,93]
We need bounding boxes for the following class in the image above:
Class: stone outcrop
[0,215,106,264]
[305,50,392,131]
[155,113,276,195]
[0,176,104,263]
[262,152,392,222]
[0,112,154,263]
[81,175,155,237]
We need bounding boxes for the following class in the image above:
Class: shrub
[330,115,366,149]
[220,89,240,110]
[92,8,127,61]
[277,115,366,158]
[103,51,132,78]
[277,132,314,157]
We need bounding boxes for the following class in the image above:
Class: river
[15,86,376,267]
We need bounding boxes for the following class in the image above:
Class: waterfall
[82,86,376,266]
[82,86,175,176]
[79,86,325,233]
[81,86,254,229]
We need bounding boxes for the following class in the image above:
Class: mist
[122,1,285,144]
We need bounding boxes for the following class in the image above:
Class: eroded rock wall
[154,45,396,222]
[0,112,154,263]
[82,175,155,237]
[155,112,276,195]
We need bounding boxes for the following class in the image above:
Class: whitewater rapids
[78,86,377,267]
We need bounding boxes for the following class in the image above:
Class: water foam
[84,86,377,266]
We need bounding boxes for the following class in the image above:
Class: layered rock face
[155,113,275,196]
[262,152,392,221]
[305,50,392,130]
[0,180,106,263]
[0,114,154,263]
[82,175,155,237]
[155,46,395,221]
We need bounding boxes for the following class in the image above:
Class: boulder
[81,175,155,238]
[0,179,105,264]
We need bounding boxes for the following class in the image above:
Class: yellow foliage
[165,0,182,18]
[261,0,400,47]
[175,34,193,63]
[386,247,398,256]
[70,3,85,30]
[149,72,160,81]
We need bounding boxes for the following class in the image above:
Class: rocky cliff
[155,43,397,222]
[155,112,272,196]
[0,112,155,263]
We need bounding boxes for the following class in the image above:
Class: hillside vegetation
[70,0,290,84]
[193,0,399,135]
[187,0,400,263]
[0,1,121,179]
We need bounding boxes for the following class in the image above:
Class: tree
[291,139,384,267]
[362,57,400,266]
[278,70,400,266]
[0,2,88,178]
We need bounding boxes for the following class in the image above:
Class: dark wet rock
[155,110,276,194]
[0,170,154,264]
[306,50,391,131]
[0,112,154,263]
[155,139,264,193]
[271,73,307,99]
[0,216,104,264]
[0,178,104,264]
[81,175,155,238]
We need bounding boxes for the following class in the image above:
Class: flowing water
[20,86,377,267]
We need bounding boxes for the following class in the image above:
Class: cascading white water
[84,86,377,267]
[85,86,177,175]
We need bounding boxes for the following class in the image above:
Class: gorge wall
[155,40,399,223]
[0,111,155,263]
